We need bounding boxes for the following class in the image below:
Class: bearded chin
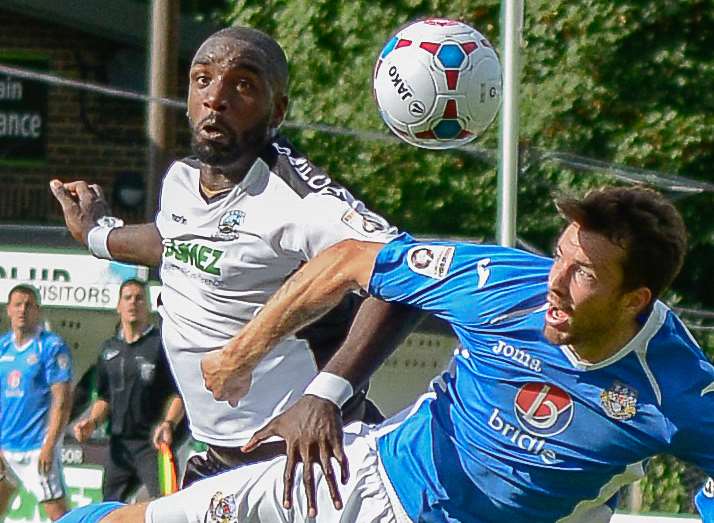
[190,119,272,166]
[190,135,243,166]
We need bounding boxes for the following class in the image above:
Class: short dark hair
[119,278,147,296]
[8,284,40,305]
[556,186,687,301]
[196,26,289,95]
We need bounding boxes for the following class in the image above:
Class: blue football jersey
[696,478,714,522]
[0,329,73,451]
[370,234,714,523]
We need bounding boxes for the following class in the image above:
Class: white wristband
[87,217,124,260]
[87,226,115,259]
[304,372,354,408]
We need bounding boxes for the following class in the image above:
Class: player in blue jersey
[56,186,713,523]
[0,285,73,521]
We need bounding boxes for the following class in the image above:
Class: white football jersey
[155,136,397,446]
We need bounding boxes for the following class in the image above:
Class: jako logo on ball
[373,18,502,149]
[514,382,574,437]
[386,65,414,101]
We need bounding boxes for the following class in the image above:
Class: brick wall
[0,9,191,224]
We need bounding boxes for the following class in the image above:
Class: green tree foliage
[218,1,714,513]
[221,0,714,301]
[225,0,503,238]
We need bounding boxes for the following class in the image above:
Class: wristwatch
[96,216,125,229]
[88,216,125,259]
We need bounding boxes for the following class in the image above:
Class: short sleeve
[368,234,551,326]
[278,190,398,260]
[669,361,714,477]
[95,348,109,401]
[43,335,72,385]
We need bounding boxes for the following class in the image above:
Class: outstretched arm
[201,238,422,517]
[50,180,163,267]
[201,239,382,403]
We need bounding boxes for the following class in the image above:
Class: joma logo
[492,340,542,372]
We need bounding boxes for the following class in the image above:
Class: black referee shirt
[96,325,179,439]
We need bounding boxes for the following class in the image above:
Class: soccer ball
[373,18,502,150]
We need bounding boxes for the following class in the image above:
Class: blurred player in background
[50,25,420,487]
[0,285,72,521]
[73,279,184,501]
[56,186,714,523]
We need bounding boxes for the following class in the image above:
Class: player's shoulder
[0,330,12,347]
[98,336,123,360]
[647,304,704,362]
[38,329,67,348]
[638,303,714,401]
[263,135,353,201]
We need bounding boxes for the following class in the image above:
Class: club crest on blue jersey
[26,353,38,365]
[600,381,638,420]
[205,491,237,522]
[514,382,574,437]
[407,245,454,280]
[216,210,245,240]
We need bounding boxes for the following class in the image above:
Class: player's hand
[243,395,349,518]
[38,445,54,476]
[73,418,96,443]
[49,179,111,244]
[201,349,253,407]
[152,421,174,450]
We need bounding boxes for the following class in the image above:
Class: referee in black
[74,279,184,501]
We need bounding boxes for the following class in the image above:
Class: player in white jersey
[50,26,421,490]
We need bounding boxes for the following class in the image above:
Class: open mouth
[198,119,233,144]
[545,299,572,330]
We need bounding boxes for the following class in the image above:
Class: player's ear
[623,286,652,317]
[271,94,289,129]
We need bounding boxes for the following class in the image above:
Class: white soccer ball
[373,18,502,150]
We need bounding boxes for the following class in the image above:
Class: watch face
[97,216,125,228]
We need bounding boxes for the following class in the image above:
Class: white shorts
[146,422,411,523]
[1,446,66,502]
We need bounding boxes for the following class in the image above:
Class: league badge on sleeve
[56,353,70,370]
[407,245,455,280]
[600,381,638,420]
[341,208,389,237]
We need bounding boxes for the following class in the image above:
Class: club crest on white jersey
[215,210,245,240]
